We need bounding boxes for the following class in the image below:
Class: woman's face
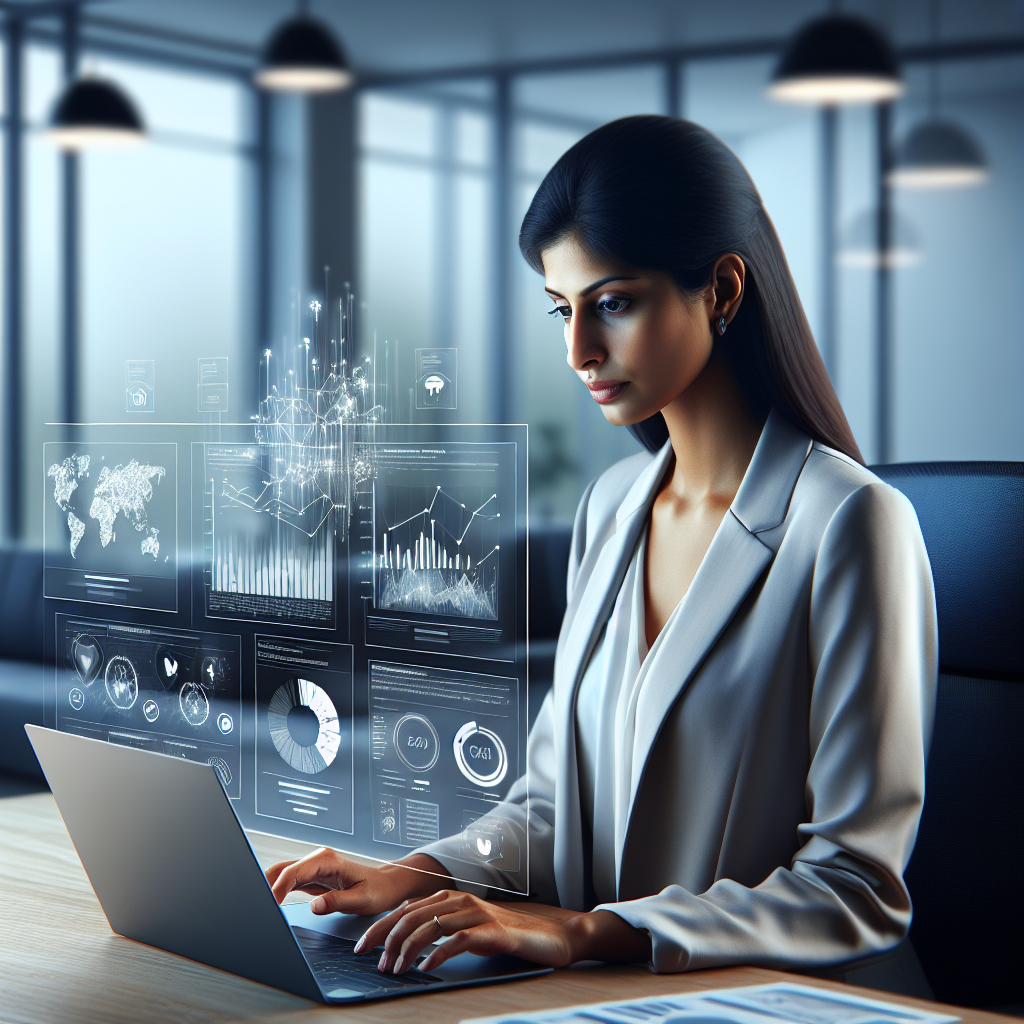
[541,235,716,427]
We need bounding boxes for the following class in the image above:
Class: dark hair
[519,115,864,464]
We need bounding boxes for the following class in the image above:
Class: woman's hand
[265,848,451,917]
[353,890,651,974]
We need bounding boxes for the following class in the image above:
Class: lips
[585,379,628,404]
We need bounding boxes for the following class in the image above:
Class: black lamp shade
[49,77,146,149]
[889,119,989,188]
[837,208,922,269]
[255,16,352,92]
[770,14,903,105]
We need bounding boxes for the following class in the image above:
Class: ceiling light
[48,77,146,151]
[837,209,922,269]
[255,14,352,93]
[769,14,903,106]
[889,120,988,188]
[887,4,988,190]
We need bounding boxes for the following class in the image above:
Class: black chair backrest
[528,524,572,641]
[873,462,1023,1009]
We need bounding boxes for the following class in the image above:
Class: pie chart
[268,678,341,774]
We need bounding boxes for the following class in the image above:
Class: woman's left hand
[353,890,650,974]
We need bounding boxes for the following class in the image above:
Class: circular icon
[68,687,85,711]
[394,713,439,772]
[179,681,210,727]
[143,698,160,723]
[72,635,103,684]
[207,757,232,787]
[199,656,226,689]
[155,647,180,688]
[104,656,139,710]
[452,721,508,787]
[268,678,340,774]
[381,813,396,834]
[217,713,233,735]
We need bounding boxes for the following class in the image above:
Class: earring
[717,316,728,336]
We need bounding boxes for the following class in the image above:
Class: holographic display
[55,613,242,798]
[200,444,338,628]
[368,660,521,879]
[352,440,519,662]
[44,442,177,612]
[255,636,354,834]
[43,318,529,894]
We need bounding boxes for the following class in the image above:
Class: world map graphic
[48,454,167,560]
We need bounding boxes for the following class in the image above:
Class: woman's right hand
[266,848,451,917]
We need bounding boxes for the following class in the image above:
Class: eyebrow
[545,275,639,300]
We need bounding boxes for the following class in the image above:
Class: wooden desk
[0,792,1009,1024]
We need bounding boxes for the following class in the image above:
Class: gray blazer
[424,410,937,973]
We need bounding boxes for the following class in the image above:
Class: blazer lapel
[625,512,773,820]
[551,442,672,910]
[623,411,813,842]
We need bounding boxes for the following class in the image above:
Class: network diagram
[43,291,531,895]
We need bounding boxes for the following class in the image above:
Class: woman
[268,116,936,981]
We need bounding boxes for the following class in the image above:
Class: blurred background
[0,0,1022,541]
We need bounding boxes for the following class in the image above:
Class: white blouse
[575,526,685,903]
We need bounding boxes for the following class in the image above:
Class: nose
[565,312,605,374]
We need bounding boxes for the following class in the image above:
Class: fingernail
[377,951,387,971]
[310,897,326,913]
[393,955,405,974]
[353,934,366,953]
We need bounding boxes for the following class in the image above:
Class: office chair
[873,462,1023,1009]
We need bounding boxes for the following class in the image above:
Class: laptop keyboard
[292,926,443,996]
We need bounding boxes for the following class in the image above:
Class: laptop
[25,725,551,1003]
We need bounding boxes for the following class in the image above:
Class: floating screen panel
[55,612,242,798]
[43,441,178,613]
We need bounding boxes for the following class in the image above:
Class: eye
[547,304,572,320]
[597,296,630,315]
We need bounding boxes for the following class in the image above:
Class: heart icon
[155,647,180,687]
[72,636,102,684]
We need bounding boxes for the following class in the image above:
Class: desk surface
[0,792,1010,1024]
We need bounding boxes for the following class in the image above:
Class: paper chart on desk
[459,981,960,1024]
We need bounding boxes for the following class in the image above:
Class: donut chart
[393,713,440,772]
[452,721,507,787]
[268,678,341,774]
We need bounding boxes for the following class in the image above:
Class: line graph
[375,486,500,621]
[205,447,337,625]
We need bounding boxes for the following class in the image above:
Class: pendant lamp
[889,120,988,188]
[769,14,903,105]
[888,2,987,189]
[255,11,352,93]
[48,76,146,151]
[837,209,922,269]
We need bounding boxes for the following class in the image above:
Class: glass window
[358,85,492,425]
[23,45,62,544]
[888,55,1024,461]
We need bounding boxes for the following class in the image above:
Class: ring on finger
[433,914,444,936]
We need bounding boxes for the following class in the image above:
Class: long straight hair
[519,115,864,464]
